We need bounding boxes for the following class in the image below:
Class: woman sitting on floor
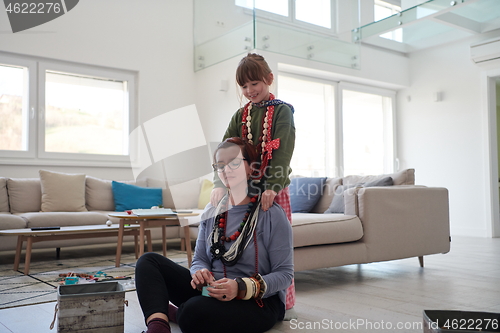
[135,137,294,333]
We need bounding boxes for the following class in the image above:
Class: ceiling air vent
[470,37,500,65]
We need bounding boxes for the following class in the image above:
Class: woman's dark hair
[236,53,273,87]
[214,137,259,167]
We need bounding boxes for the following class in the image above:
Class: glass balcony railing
[353,0,500,53]
[254,20,360,69]
[194,0,360,71]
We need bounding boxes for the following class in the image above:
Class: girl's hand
[190,269,215,290]
[261,189,277,211]
[210,187,226,207]
[207,278,238,301]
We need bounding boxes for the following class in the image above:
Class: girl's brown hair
[236,53,273,87]
[214,137,259,167]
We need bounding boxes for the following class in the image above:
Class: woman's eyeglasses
[212,158,246,172]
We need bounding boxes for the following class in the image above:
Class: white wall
[0,0,196,180]
[397,30,500,237]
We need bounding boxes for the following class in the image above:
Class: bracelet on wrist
[240,275,267,300]
[252,273,267,300]
[242,278,254,300]
[234,277,246,300]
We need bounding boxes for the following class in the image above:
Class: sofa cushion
[146,178,175,208]
[112,181,162,211]
[198,179,213,209]
[0,178,9,212]
[7,178,42,213]
[292,213,363,247]
[310,177,342,214]
[289,177,327,213]
[324,184,357,214]
[39,170,87,212]
[325,177,394,214]
[85,176,115,211]
[147,178,202,209]
[0,212,26,229]
[18,212,108,228]
[86,177,147,211]
[343,168,415,186]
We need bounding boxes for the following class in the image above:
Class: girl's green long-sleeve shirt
[214,103,295,192]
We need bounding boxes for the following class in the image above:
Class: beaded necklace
[209,194,260,267]
[241,93,276,160]
[209,193,264,308]
[241,93,291,182]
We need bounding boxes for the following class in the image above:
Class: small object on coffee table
[30,226,61,231]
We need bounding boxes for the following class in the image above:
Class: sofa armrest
[344,186,450,262]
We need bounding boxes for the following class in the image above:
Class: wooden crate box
[57,282,125,333]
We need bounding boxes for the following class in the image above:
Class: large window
[0,64,29,152]
[341,84,394,175]
[278,74,395,177]
[277,75,336,177]
[0,53,136,166]
[236,0,334,32]
[44,71,128,155]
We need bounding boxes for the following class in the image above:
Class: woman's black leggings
[135,252,285,333]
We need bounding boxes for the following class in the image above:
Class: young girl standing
[210,53,296,310]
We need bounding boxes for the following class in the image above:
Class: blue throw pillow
[289,177,327,213]
[111,181,163,211]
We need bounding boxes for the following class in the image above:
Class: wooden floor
[0,236,498,333]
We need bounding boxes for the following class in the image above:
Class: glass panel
[356,0,463,40]
[355,0,500,52]
[295,0,331,28]
[256,20,360,69]
[0,64,28,151]
[278,75,336,177]
[194,0,254,70]
[451,0,500,22]
[401,19,457,44]
[342,90,392,176]
[374,0,402,22]
[380,27,403,42]
[195,0,360,70]
[45,71,128,155]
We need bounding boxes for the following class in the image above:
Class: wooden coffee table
[108,212,199,268]
[0,224,149,275]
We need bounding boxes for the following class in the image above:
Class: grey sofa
[0,168,450,272]
[0,174,201,252]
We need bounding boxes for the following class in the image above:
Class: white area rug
[0,250,188,309]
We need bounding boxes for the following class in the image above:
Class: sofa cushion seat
[292,213,363,248]
[0,213,27,229]
[17,212,108,228]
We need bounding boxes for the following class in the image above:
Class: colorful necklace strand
[210,194,260,266]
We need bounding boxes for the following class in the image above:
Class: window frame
[277,72,397,178]
[0,52,138,168]
[236,0,338,36]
